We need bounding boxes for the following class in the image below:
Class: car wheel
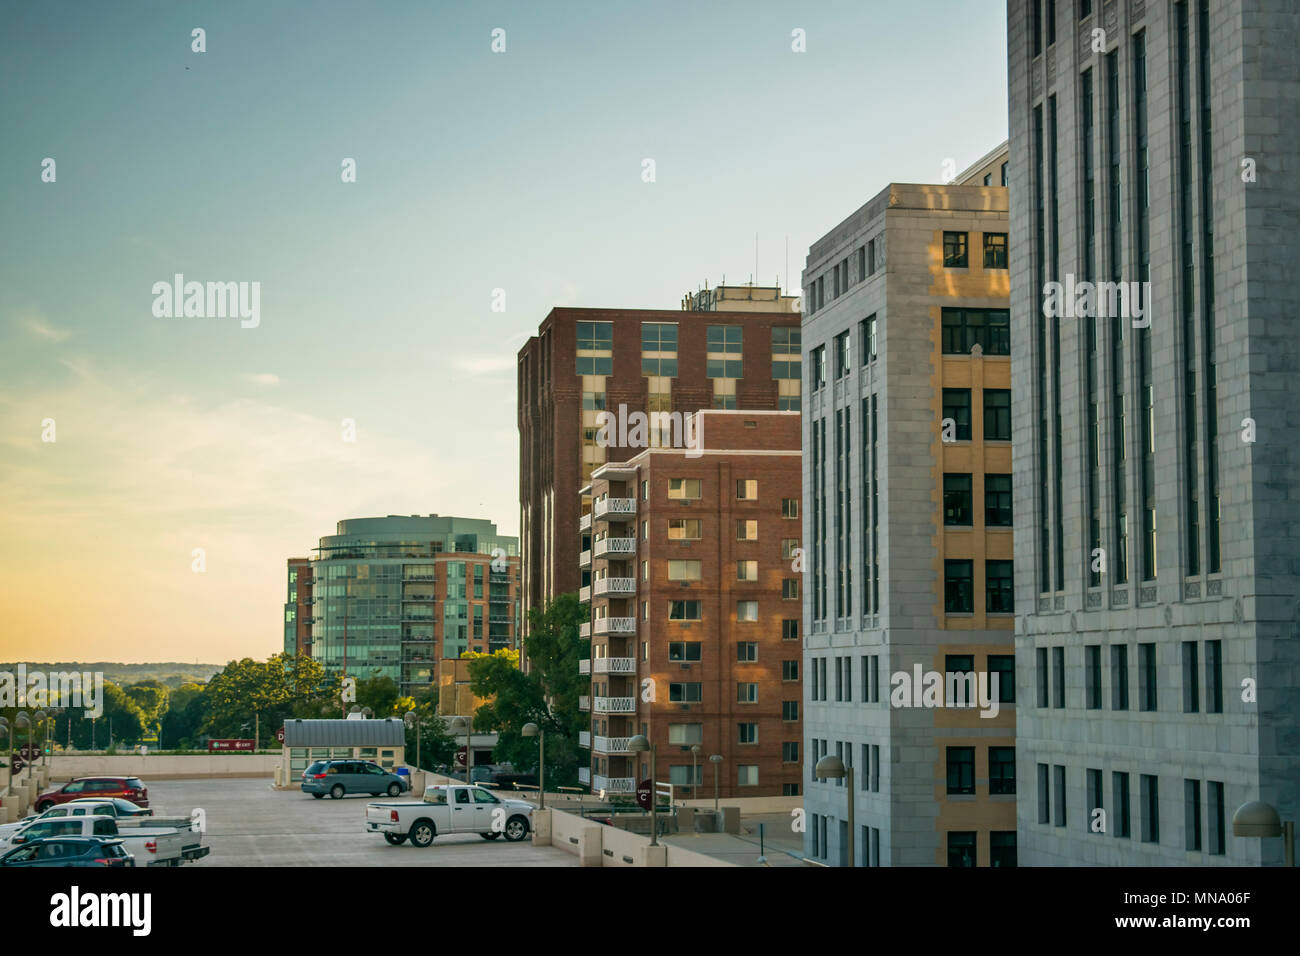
[481,832,502,841]
[383,832,407,846]
[504,815,529,842]
[311,793,325,800]
[329,784,345,800]
[409,819,436,848]
[387,783,401,797]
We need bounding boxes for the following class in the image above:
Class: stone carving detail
[1054,595,1065,610]
[1207,579,1222,596]
[1139,585,1157,604]
[1184,581,1201,599]
[1112,588,1129,608]
[1104,0,1118,34]
[1086,591,1103,609]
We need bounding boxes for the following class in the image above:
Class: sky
[0,0,1008,664]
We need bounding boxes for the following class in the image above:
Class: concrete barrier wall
[545,807,735,868]
[44,755,281,781]
[680,795,802,814]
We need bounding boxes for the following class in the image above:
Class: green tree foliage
[202,653,329,747]
[124,680,169,734]
[354,675,399,717]
[468,594,588,786]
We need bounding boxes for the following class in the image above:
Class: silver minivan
[302,760,409,800]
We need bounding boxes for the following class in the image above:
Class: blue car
[302,759,411,800]
[0,836,134,867]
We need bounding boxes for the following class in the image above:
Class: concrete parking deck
[145,777,577,867]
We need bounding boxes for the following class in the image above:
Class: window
[943,388,972,441]
[985,474,1013,526]
[669,683,702,702]
[983,390,1012,440]
[1088,768,1104,834]
[668,560,701,581]
[943,474,973,525]
[834,330,852,379]
[782,618,799,641]
[668,519,702,540]
[771,327,802,379]
[990,831,1017,867]
[738,723,758,744]
[1086,645,1102,709]
[1000,161,1008,186]
[640,479,649,500]
[1182,641,1200,713]
[989,747,1016,794]
[782,742,800,763]
[1206,640,1223,713]
[737,683,758,703]
[782,578,799,600]
[737,765,758,787]
[1185,779,1202,851]
[736,479,757,500]
[861,315,878,363]
[1139,643,1157,711]
[736,519,758,540]
[582,391,606,410]
[640,322,678,376]
[983,172,992,186]
[1052,646,1065,708]
[737,600,758,622]
[577,355,612,374]
[941,308,1011,355]
[1140,774,1160,843]
[577,321,613,351]
[810,345,826,392]
[782,660,798,680]
[782,700,799,721]
[736,560,758,581]
[988,654,1015,703]
[1207,781,1226,855]
[983,232,1008,269]
[1111,645,1130,711]
[668,641,701,661]
[668,478,701,499]
[737,642,758,662]
[1114,772,1132,838]
[944,560,974,613]
[781,538,799,560]
[782,497,799,518]
[668,765,703,787]
[668,600,701,621]
[943,231,969,267]
[947,831,976,867]
[1054,765,1068,827]
[986,560,1014,613]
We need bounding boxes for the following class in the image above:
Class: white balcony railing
[579,550,592,567]
[578,767,591,785]
[579,585,591,603]
[579,513,592,532]
[579,695,590,711]
[578,659,591,675]
[594,696,636,714]
[593,537,635,558]
[592,735,633,755]
[593,577,636,596]
[593,657,636,675]
[593,497,636,520]
[578,731,591,748]
[579,622,591,638]
[594,617,636,636]
[592,774,635,794]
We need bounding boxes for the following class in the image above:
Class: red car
[35,777,149,813]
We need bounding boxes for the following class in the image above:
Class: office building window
[860,315,877,363]
[782,660,798,681]
[667,560,701,581]
[736,642,758,663]
[988,654,1015,704]
[1140,774,1160,843]
[737,600,758,622]
[985,474,1013,526]
[1207,780,1226,855]
[1111,644,1130,711]
[871,745,880,792]
[944,560,974,613]
[942,231,969,268]
[669,682,702,702]
[782,497,799,518]
[668,600,701,621]
[1139,643,1157,711]
[782,742,799,763]
[1114,771,1132,838]
[989,746,1016,794]
[943,473,973,525]
[941,308,1011,355]
[1053,765,1067,827]
[1052,646,1065,708]
[737,683,758,704]
[1206,640,1223,713]
[943,388,972,441]
[771,327,802,380]
[782,700,798,721]
[738,766,758,787]
[984,389,1012,440]
[947,831,976,867]
[782,619,799,641]
[668,723,703,746]
[834,330,852,379]
[736,479,757,500]
[1037,764,1051,824]
[1183,641,1200,713]
[668,519,702,540]
[983,232,1008,268]
[668,478,701,499]
[1185,779,1202,851]
[782,578,799,600]
[1087,768,1104,834]
[986,560,1014,613]
[1036,647,1049,707]
[1001,161,1008,186]
[1086,645,1102,709]
[667,642,701,661]
[736,560,758,581]
[990,831,1017,867]
[738,723,758,744]
[946,747,975,795]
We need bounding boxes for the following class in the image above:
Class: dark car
[0,836,133,868]
[301,760,409,800]
[35,777,149,812]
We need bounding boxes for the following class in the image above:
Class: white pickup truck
[0,804,208,866]
[366,784,533,847]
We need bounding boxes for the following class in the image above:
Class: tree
[203,653,328,747]
[355,675,399,717]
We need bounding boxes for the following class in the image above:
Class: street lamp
[1233,800,1295,867]
[815,754,854,867]
[450,716,472,783]
[15,712,32,782]
[0,718,10,787]
[404,711,420,771]
[522,722,545,810]
[627,734,658,846]
[690,745,700,800]
[709,754,723,812]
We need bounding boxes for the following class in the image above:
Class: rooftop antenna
[785,235,789,295]
[755,233,759,288]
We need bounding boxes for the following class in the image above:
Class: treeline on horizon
[0,662,221,688]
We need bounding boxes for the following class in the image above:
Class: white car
[365,784,533,847]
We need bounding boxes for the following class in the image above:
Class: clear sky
[0,0,1008,663]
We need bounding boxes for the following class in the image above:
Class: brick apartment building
[577,410,804,799]
[517,293,801,639]
[284,557,314,657]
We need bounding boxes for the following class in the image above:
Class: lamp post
[627,734,658,846]
[709,753,723,812]
[690,745,700,800]
[1233,800,1295,867]
[0,718,10,788]
[15,712,31,783]
[404,710,420,771]
[451,716,472,783]
[522,722,545,809]
[815,754,854,867]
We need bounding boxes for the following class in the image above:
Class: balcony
[592,774,635,794]
[593,657,636,675]
[579,585,591,603]
[578,767,591,786]
[579,549,592,568]
[578,731,590,748]
[579,512,592,533]
[578,659,591,675]
[593,696,636,715]
[592,735,634,755]
[593,577,636,597]
[579,622,591,638]
[593,537,635,558]
[579,696,590,711]
[593,497,636,521]
[593,617,636,636]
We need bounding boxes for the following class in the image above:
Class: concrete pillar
[641,844,667,867]
[578,826,603,867]
[677,807,696,832]
[531,809,552,846]
[718,806,740,833]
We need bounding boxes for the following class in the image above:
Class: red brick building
[284,558,314,657]
[579,411,804,799]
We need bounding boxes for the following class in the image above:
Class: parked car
[0,836,134,868]
[365,784,533,847]
[35,777,148,812]
[65,797,153,817]
[0,813,207,866]
[302,760,410,800]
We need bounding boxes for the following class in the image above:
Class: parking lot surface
[144,777,577,867]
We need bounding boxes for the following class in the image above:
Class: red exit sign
[208,739,255,752]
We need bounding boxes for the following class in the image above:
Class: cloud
[242,373,281,387]
[19,316,72,343]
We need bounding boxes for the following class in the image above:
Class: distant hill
[0,662,222,688]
